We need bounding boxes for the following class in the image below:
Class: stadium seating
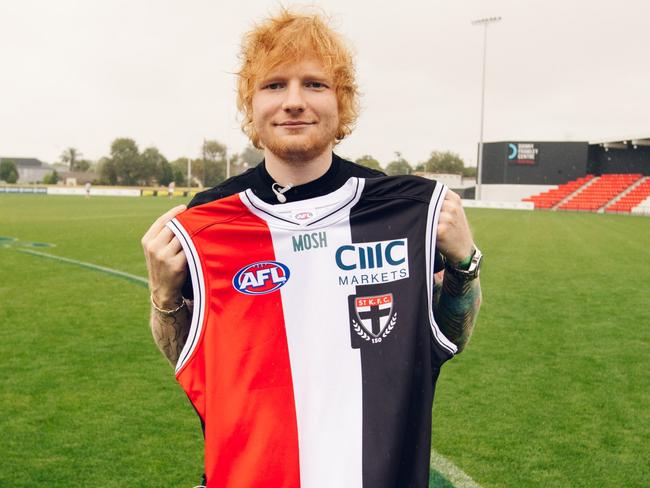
[523,173,647,213]
[523,175,594,209]
[559,174,643,211]
[604,177,650,213]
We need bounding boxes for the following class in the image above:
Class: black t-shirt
[182,153,443,298]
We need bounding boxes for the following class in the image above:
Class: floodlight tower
[472,16,501,200]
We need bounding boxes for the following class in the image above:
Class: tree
[98,157,118,185]
[43,170,59,184]
[60,147,84,171]
[141,147,170,186]
[203,140,226,161]
[385,152,412,176]
[110,138,141,185]
[173,168,185,185]
[171,158,191,186]
[462,166,477,178]
[0,159,18,183]
[355,155,382,172]
[158,160,174,186]
[227,144,262,179]
[415,151,465,175]
[240,144,264,167]
[196,139,227,187]
[74,159,92,172]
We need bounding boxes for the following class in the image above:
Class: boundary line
[430,449,484,488]
[17,249,148,287]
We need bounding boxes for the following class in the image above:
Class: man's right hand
[141,205,188,309]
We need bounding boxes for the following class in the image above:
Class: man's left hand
[436,190,475,264]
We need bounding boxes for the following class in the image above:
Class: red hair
[237,8,359,148]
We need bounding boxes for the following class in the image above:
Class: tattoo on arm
[433,273,482,352]
[150,300,192,367]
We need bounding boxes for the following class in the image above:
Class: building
[0,157,53,184]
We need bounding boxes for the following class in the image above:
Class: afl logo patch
[232,261,291,295]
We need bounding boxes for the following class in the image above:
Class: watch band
[445,247,482,280]
[456,251,474,270]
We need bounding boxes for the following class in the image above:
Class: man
[142,9,481,488]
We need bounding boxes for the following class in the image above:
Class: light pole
[472,16,501,200]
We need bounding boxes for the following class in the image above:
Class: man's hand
[141,205,188,308]
[436,190,475,264]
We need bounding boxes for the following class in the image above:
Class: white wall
[480,184,556,202]
[417,172,476,189]
[17,167,51,184]
[632,196,650,215]
[462,200,534,210]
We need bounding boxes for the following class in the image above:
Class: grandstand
[523,175,594,209]
[481,137,650,215]
[606,177,650,214]
[523,173,650,213]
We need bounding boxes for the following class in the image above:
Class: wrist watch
[445,247,482,280]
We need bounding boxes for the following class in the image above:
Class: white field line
[17,248,148,287]
[431,449,484,488]
[18,248,481,488]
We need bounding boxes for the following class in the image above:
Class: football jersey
[167,175,457,488]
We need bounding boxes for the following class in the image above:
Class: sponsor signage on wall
[508,142,539,165]
[0,186,47,193]
[47,187,141,197]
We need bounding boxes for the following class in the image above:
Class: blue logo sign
[508,143,518,160]
[232,261,291,295]
[335,239,410,286]
[335,239,406,271]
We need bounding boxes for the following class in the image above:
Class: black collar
[252,153,346,204]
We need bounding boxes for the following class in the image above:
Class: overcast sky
[1,0,649,167]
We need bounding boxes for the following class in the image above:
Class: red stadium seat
[558,174,643,212]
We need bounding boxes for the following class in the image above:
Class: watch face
[469,250,482,274]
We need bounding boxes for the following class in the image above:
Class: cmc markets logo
[232,261,290,295]
[335,239,409,286]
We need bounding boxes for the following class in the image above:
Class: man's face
[252,58,339,163]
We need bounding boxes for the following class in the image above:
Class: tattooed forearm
[150,300,192,367]
[433,273,482,352]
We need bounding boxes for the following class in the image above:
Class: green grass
[433,209,650,487]
[1,195,649,487]
[0,195,203,488]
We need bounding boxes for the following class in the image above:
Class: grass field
[1,194,649,487]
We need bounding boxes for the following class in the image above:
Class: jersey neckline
[240,177,365,230]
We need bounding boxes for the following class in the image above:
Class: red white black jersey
[168,175,457,488]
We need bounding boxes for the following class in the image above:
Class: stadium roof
[589,137,650,150]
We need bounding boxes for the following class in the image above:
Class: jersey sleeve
[180,192,210,300]
[425,183,458,358]
[166,216,207,374]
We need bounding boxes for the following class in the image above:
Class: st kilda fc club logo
[348,293,398,346]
